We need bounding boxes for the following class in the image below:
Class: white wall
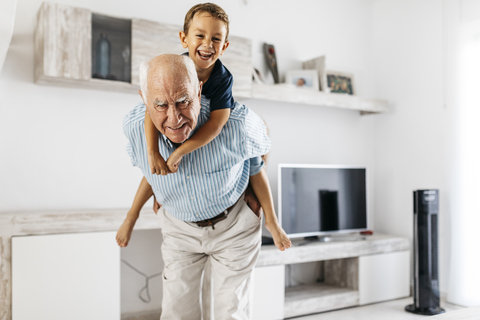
[371,0,449,293]
[0,0,376,214]
[0,0,377,314]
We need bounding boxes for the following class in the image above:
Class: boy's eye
[196,34,204,38]
[212,37,220,42]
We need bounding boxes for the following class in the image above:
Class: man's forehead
[148,73,193,99]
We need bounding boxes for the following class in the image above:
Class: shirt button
[186,176,190,179]
[191,197,194,200]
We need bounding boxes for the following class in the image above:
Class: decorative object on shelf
[263,43,279,83]
[93,32,112,79]
[122,45,131,82]
[326,70,355,95]
[285,70,319,90]
[303,55,327,92]
[252,67,264,84]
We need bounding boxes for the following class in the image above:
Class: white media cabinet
[0,209,409,320]
[252,234,410,319]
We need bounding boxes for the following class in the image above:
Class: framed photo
[285,70,319,90]
[326,71,355,95]
[302,56,326,92]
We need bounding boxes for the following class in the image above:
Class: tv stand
[252,233,410,319]
[301,234,368,244]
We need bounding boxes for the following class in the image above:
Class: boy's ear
[219,40,230,56]
[179,31,188,49]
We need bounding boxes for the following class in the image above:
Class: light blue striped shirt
[123,97,271,221]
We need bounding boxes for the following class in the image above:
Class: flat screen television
[278,164,368,238]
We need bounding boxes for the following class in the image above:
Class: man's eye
[178,100,189,108]
[155,104,167,109]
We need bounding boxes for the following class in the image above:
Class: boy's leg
[206,197,262,319]
[159,207,207,320]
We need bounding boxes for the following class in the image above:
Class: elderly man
[122,54,271,319]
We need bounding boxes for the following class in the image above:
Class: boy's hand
[148,151,170,175]
[166,151,184,173]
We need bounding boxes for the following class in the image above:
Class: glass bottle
[95,33,111,78]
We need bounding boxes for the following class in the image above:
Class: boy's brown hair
[183,3,230,41]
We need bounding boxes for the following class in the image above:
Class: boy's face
[180,12,229,73]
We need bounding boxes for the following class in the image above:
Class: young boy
[117,3,291,251]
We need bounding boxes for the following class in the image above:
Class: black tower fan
[405,189,445,315]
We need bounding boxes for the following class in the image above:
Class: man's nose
[167,106,181,122]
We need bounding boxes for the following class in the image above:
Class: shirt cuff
[249,156,264,176]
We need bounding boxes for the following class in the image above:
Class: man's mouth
[198,50,214,60]
[167,123,186,131]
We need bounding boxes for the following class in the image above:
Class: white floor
[293,297,464,320]
[122,296,464,320]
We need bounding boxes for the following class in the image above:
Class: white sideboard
[253,234,410,319]
[12,232,120,320]
[0,210,409,320]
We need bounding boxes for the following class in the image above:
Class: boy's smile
[180,12,229,82]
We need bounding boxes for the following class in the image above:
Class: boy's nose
[203,39,213,48]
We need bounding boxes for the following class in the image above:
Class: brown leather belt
[194,205,234,229]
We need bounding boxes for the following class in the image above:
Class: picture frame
[285,70,319,90]
[302,55,327,92]
[326,70,355,95]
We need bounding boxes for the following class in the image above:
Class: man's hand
[244,184,262,217]
[148,150,171,175]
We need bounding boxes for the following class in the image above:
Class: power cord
[121,259,162,303]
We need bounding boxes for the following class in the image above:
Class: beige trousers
[157,195,262,320]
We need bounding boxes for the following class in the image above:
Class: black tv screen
[278,164,368,238]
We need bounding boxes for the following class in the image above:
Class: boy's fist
[148,151,170,175]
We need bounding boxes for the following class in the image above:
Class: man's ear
[198,81,203,98]
[138,90,147,105]
[179,31,188,49]
[219,40,230,56]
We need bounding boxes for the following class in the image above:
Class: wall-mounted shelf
[249,83,389,114]
[34,2,389,114]
[34,2,251,96]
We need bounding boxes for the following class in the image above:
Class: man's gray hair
[139,55,199,101]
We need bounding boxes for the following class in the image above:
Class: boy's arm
[145,110,170,175]
[167,108,230,172]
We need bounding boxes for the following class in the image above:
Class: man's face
[142,68,202,144]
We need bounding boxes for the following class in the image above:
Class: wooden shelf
[34,3,388,115]
[284,283,359,318]
[257,233,410,267]
[247,83,389,114]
